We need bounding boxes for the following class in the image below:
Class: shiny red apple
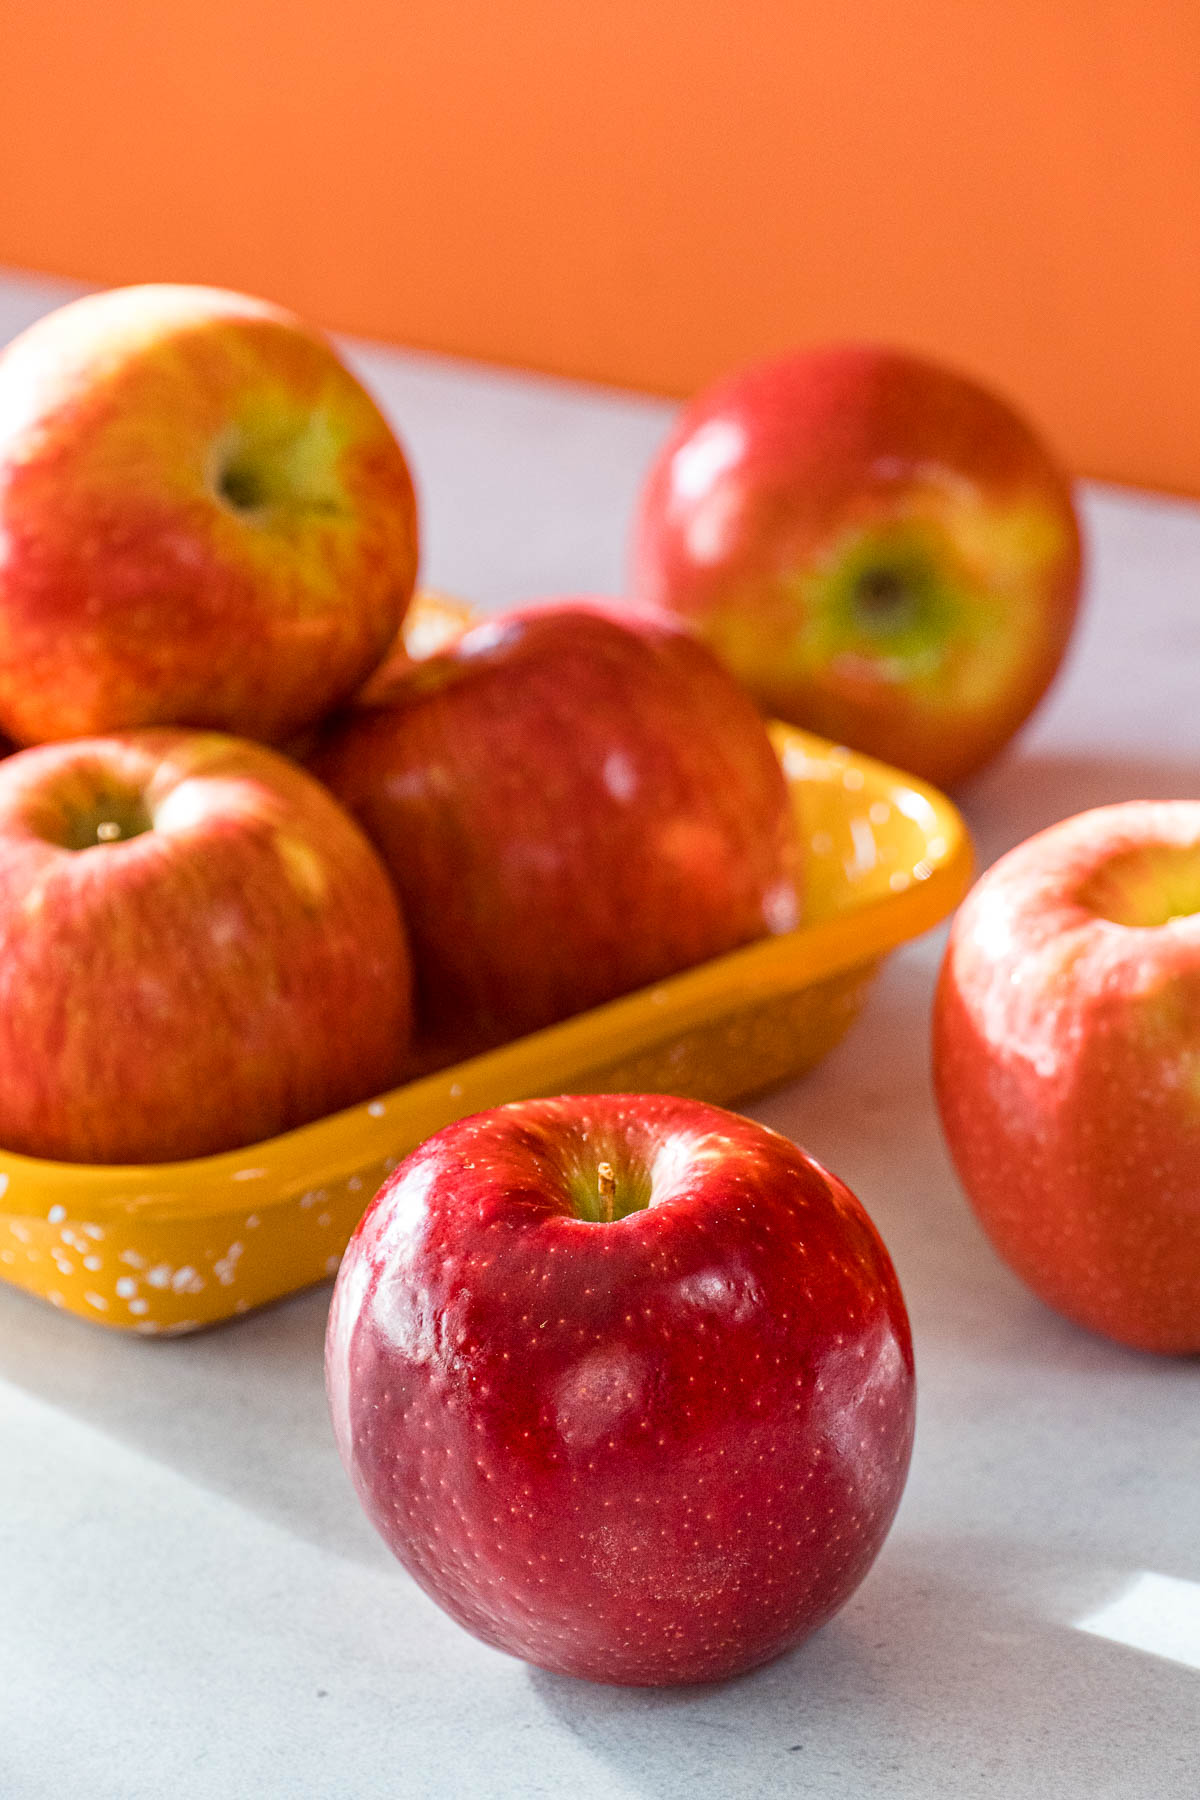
[934,801,1200,1353]
[326,1094,915,1685]
[632,344,1083,788]
[0,284,418,747]
[312,599,802,1056]
[0,729,413,1163]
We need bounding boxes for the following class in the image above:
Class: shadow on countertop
[529,1533,1200,1800]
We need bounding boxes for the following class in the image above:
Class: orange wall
[1,2,1197,493]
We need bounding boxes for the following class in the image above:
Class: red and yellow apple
[0,284,419,747]
[0,729,413,1163]
[934,801,1200,1353]
[354,587,475,705]
[312,599,803,1056]
[326,1094,915,1685]
[632,345,1083,789]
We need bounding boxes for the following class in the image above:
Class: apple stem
[597,1161,617,1224]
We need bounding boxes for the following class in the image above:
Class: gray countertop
[1,269,1197,1799]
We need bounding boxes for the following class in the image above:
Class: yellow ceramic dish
[0,723,971,1333]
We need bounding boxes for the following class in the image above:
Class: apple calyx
[1078,842,1200,928]
[215,457,270,515]
[851,563,922,632]
[821,525,958,675]
[210,411,345,524]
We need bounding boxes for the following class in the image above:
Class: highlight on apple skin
[934,801,1200,1354]
[0,729,414,1164]
[326,1094,916,1687]
[0,284,419,748]
[313,599,804,1059]
[632,343,1083,790]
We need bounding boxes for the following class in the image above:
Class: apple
[934,800,1200,1353]
[0,284,419,747]
[0,728,413,1164]
[326,1093,915,1685]
[353,587,476,707]
[312,599,803,1057]
[631,344,1083,789]
[392,587,474,658]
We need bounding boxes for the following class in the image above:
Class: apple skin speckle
[326,1093,914,1686]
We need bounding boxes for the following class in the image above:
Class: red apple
[326,1094,915,1685]
[934,801,1200,1353]
[0,284,418,747]
[0,729,413,1163]
[312,599,803,1056]
[631,345,1083,789]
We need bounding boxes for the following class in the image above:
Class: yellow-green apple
[0,284,418,747]
[632,345,1083,789]
[326,1094,915,1685]
[312,599,803,1057]
[934,801,1200,1353]
[0,729,413,1163]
